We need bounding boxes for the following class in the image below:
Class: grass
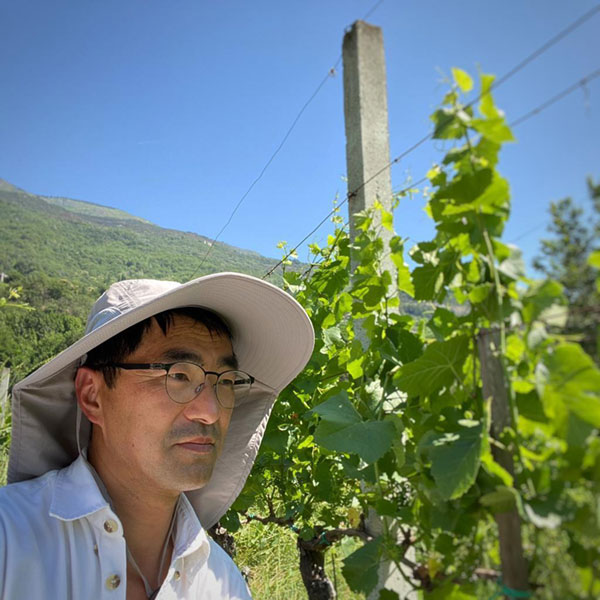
[233,520,365,600]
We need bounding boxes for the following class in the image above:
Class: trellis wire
[263,64,600,279]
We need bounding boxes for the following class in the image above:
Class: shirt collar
[49,453,109,521]
[174,492,211,563]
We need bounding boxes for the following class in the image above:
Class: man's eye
[169,372,191,382]
[218,378,235,387]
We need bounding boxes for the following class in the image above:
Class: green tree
[533,178,600,360]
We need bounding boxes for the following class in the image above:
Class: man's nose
[182,381,221,424]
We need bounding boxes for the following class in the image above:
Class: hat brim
[17,272,314,393]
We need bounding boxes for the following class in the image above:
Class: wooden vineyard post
[478,329,530,598]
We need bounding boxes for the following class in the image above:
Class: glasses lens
[216,370,253,408]
[165,363,252,408]
[165,362,205,404]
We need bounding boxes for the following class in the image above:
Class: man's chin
[171,465,216,493]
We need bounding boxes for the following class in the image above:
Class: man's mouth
[175,437,215,453]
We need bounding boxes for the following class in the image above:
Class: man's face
[90,315,235,496]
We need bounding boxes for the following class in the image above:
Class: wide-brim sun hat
[8,272,314,528]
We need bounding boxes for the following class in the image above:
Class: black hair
[84,306,232,387]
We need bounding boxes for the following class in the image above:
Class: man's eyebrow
[220,354,239,370]
[162,349,200,362]
[162,349,239,370]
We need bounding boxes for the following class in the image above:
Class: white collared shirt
[0,454,252,599]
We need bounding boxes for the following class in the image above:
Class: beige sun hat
[8,272,314,528]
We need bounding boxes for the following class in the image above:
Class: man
[0,272,314,599]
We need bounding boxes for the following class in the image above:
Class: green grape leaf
[389,236,415,297]
[436,169,493,204]
[538,305,568,328]
[480,486,519,513]
[394,336,469,397]
[412,263,444,301]
[479,73,498,119]
[321,326,344,352]
[542,343,600,428]
[481,448,514,487]
[522,279,565,324]
[452,67,473,93]
[475,173,510,212]
[381,207,393,232]
[475,137,500,167]
[505,334,525,363]
[442,146,469,166]
[441,173,509,221]
[497,245,525,280]
[468,283,492,304]
[311,393,395,463]
[262,428,289,455]
[430,108,464,139]
[471,117,514,144]
[576,568,600,596]
[341,537,382,595]
[346,356,364,379]
[385,326,424,365]
[341,456,376,482]
[423,420,485,500]
[427,307,459,341]
[515,390,547,424]
[396,260,415,297]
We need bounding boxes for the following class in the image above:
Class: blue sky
[1,1,598,276]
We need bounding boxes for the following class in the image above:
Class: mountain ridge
[0,177,284,278]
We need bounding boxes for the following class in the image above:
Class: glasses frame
[103,361,254,408]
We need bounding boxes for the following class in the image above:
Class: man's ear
[75,367,106,427]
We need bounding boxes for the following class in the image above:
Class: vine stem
[480,228,517,419]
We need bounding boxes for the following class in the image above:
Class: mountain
[0,178,286,381]
[0,178,283,284]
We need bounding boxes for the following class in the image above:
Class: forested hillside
[0,179,283,381]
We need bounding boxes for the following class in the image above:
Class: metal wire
[362,0,385,21]
[264,60,600,280]
[188,58,342,280]
[509,67,600,128]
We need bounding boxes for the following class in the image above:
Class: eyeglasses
[105,362,254,409]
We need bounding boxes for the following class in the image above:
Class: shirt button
[105,574,121,590]
[104,519,118,533]
[174,570,181,580]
